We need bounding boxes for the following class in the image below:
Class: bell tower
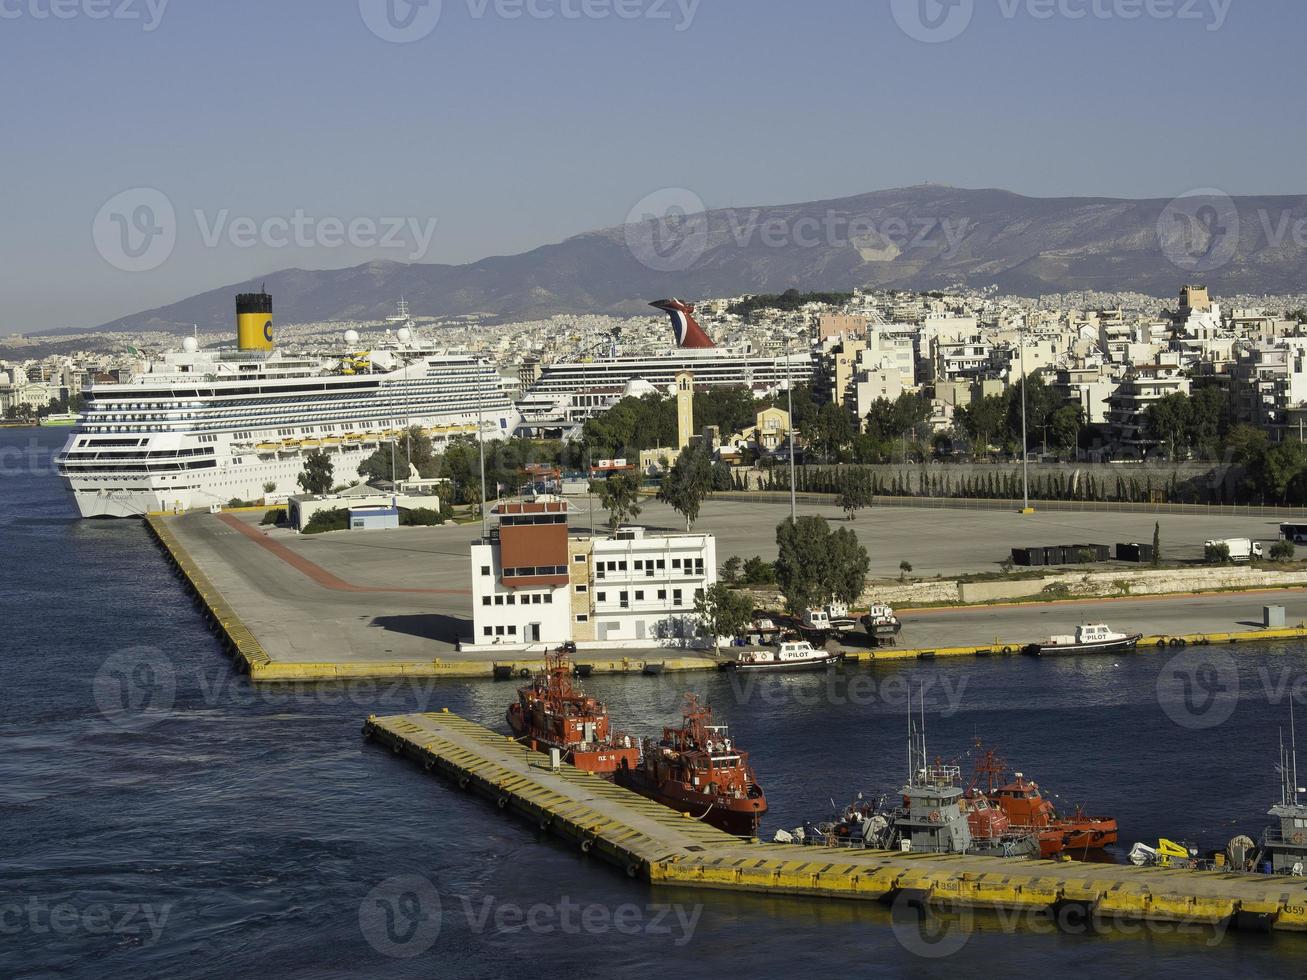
[676,371,695,450]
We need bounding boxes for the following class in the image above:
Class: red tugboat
[506,648,640,775]
[969,744,1118,857]
[615,694,767,837]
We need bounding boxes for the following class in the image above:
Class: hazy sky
[2,0,1301,333]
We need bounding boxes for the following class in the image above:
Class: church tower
[675,371,695,450]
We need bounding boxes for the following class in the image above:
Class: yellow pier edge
[364,710,1307,938]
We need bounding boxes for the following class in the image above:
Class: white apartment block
[468,499,715,652]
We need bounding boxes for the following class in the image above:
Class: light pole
[1019,319,1031,513]
[478,406,488,540]
[786,335,797,523]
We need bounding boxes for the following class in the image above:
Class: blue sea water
[4,426,1306,978]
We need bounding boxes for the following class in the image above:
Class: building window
[658,589,667,600]
[597,592,607,602]
[494,596,504,606]
[507,595,515,605]
[483,627,492,637]
[508,625,517,636]
[576,614,589,623]
[573,554,587,563]
[495,626,505,636]
[481,565,491,576]
[482,596,491,606]
[544,595,553,604]
[576,585,588,593]
[673,589,682,606]
[635,590,644,601]
[656,560,665,569]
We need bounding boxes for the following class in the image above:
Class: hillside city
[9,285,1307,482]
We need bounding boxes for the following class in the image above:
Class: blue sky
[2,0,1301,332]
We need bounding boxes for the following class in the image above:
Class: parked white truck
[1205,538,1264,562]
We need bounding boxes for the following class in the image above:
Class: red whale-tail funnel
[651,299,715,349]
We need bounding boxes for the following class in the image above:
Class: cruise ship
[57,292,517,518]
[515,299,814,436]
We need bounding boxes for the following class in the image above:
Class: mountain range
[85,185,1307,334]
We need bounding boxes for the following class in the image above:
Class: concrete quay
[147,505,1307,681]
[363,710,1307,935]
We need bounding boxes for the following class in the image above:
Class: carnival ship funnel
[651,299,715,349]
[236,289,274,351]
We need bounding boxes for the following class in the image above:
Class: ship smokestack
[235,290,274,351]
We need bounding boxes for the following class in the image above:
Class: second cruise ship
[57,292,517,518]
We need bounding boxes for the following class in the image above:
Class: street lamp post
[786,336,797,523]
[1020,319,1031,513]
[478,406,488,540]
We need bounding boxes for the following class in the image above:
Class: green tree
[695,583,755,653]
[1152,521,1161,567]
[591,472,642,532]
[297,450,334,495]
[1145,393,1193,459]
[1006,375,1062,452]
[899,559,912,582]
[774,516,870,613]
[357,443,412,483]
[658,444,714,530]
[809,401,854,460]
[1253,442,1307,504]
[956,394,1008,457]
[837,468,875,520]
[1048,404,1083,455]
[741,556,775,586]
[720,555,742,586]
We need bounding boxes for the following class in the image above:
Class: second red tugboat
[969,743,1119,857]
[507,648,640,775]
[615,694,768,837]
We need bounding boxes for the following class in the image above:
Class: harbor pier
[363,710,1307,936]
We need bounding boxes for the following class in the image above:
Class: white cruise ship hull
[58,346,518,519]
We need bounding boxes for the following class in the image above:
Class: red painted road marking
[217,514,470,595]
[901,585,1307,617]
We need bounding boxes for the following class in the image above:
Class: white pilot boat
[718,640,842,672]
[1022,624,1142,657]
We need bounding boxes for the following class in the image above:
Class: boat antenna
[1286,700,1296,810]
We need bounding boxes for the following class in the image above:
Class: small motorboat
[1023,623,1141,657]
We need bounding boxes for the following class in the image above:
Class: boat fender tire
[626,863,640,879]
[1294,832,1305,845]
[423,759,435,773]
[1001,646,1013,656]
[518,668,531,679]
[539,819,551,831]
[496,796,509,810]
[1156,639,1167,648]
[458,776,470,790]
[391,743,402,755]
[580,838,594,854]
[1168,638,1183,648]
[928,810,942,824]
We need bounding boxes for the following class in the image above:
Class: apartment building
[1105,358,1191,456]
